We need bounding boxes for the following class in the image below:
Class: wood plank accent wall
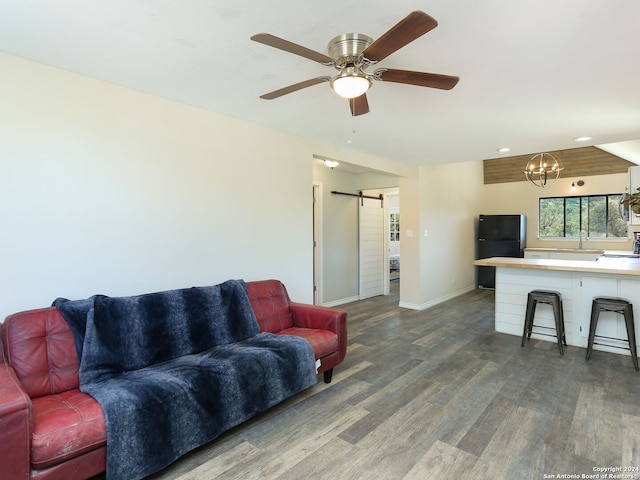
[483,146,635,184]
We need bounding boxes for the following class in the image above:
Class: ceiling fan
[251,10,459,116]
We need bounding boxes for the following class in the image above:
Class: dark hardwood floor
[137,283,640,479]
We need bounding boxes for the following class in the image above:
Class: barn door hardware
[331,190,383,207]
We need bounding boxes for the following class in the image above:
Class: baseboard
[322,295,360,307]
[399,285,476,311]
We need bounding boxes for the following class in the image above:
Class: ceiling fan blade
[361,11,438,63]
[251,33,334,65]
[260,77,331,100]
[349,94,370,116]
[375,69,459,90]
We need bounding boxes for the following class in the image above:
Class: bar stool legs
[521,293,536,346]
[586,297,639,371]
[521,290,567,355]
[585,299,601,362]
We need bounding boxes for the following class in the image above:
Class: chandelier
[524,152,564,187]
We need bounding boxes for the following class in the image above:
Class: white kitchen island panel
[475,256,640,358]
[495,267,576,345]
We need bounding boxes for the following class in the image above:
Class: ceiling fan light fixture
[330,67,371,99]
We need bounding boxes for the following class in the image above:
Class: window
[390,212,400,241]
[539,194,627,238]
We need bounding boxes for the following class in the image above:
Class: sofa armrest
[289,303,347,357]
[289,303,346,333]
[0,362,31,480]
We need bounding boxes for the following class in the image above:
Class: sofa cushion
[247,280,294,332]
[31,389,106,469]
[278,327,338,359]
[1,307,79,398]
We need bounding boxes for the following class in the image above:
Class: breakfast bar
[474,255,640,357]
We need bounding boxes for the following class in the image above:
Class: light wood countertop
[524,247,604,254]
[474,256,640,276]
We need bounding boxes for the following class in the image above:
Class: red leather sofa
[0,279,347,480]
[247,280,347,384]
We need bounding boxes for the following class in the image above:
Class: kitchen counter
[524,247,604,254]
[474,256,640,359]
[474,256,640,276]
[523,247,639,262]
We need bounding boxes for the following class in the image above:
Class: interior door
[359,195,384,299]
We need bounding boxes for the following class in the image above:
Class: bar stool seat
[521,289,567,355]
[586,296,639,371]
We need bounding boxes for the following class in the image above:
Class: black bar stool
[521,290,567,355]
[586,297,639,371]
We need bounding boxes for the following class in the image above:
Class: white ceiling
[2,0,640,167]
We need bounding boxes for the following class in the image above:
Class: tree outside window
[539,194,627,238]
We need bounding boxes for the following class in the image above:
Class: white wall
[6,51,556,321]
[0,52,398,320]
[312,165,359,303]
[399,160,485,309]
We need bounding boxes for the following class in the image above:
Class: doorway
[312,155,400,305]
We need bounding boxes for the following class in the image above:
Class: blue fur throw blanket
[55,280,317,480]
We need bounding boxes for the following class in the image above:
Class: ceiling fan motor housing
[327,33,373,67]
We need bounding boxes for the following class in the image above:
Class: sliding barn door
[359,196,384,299]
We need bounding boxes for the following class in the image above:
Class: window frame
[538,193,628,240]
[389,211,400,242]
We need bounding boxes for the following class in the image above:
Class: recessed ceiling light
[574,136,593,142]
[497,147,511,153]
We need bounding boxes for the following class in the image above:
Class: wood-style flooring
[137,284,640,479]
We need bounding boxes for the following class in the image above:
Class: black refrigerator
[476,214,526,289]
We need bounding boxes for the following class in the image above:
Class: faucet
[579,230,587,250]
